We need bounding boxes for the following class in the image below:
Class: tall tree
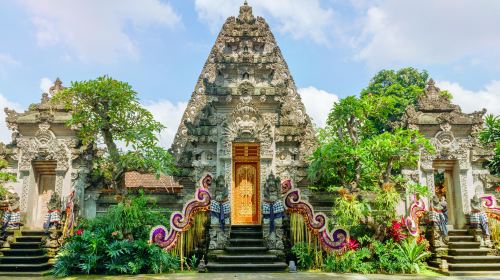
[479,114,500,175]
[308,68,435,237]
[53,76,176,188]
[360,67,429,133]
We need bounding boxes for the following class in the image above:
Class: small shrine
[2,79,92,229]
[403,79,495,229]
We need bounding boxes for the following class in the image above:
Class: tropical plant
[394,237,431,273]
[0,157,15,198]
[479,114,500,175]
[52,76,177,188]
[291,242,315,270]
[52,193,178,276]
[309,68,435,238]
[323,247,374,273]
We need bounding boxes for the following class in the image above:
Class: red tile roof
[122,171,182,193]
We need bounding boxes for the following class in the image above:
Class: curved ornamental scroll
[150,174,212,250]
[282,179,348,252]
[405,194,426,236]
[481,194,500,221]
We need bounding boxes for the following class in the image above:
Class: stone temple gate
[2,79,92,229]
[171,2,317,228]
[402,79,495,229]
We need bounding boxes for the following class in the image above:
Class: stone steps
[207,225,287,272]
[446,271,500,277]
[0,255,49,264]
[225,246,269,254]
[0,230,52,276]
[445,255,500,263]
[448,235,475,242]
[229,238,264,247]
[214,254,279,263]
[448,248,489,256]
[448,263,500,271]
[448,241,481,249]
[206,262,287,272]
[434,228,500,277]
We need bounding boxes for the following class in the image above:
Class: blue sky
[0,0,499,146]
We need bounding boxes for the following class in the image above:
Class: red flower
[496,186,500,192]
[345,238,360,251]
[76,229,83,235]
[392,220,401,230]
[387,219,407,242]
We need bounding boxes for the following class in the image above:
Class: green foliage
[0,158,15,198]
[372,239,409,274]
[406,183,432,198]
[360,67,429,133]
[52,76,176,187]
[309,68,435,235]
[52,193,177,276]
[323,248,375,273]
[394,237,431,273]
[291,242,314,270]
[479,114,500,175]
[322,236,430,274]
[332,194,368,228]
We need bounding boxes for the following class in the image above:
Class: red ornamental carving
[150,173,213,250]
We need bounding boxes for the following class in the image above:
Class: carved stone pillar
[19,171,30,213]
[55,170,66,197]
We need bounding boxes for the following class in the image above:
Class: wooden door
[232,143,260,225]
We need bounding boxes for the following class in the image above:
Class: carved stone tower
[172,0,316,209]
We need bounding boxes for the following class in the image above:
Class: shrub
[52,192,178,276]
[394,237,431,273]
[324,247,375,274]
[291,242,314,270]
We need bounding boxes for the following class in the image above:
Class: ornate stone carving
[170,1,317,191]
[262,173,285,250]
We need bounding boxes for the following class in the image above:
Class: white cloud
[298,86,339,128]
[20,0,181,63]
[39,77,52,93]
[0,53,19,76]
[438,80,500,116]
[142,100,188,148]
[352,0,500,68]
[0,94,22,144]
[195,0,334,44]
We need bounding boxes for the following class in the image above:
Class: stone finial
[238,0,255,23]
[425,78,440,99]
[49,78,64,96]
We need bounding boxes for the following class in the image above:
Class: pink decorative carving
[481,194,500,221]
[405,194,426,236]
[150,174,212,250]
[282,179,348,252]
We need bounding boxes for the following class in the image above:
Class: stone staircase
[207,225,288,272]
[0,230,52,276]
[444,229,500,276]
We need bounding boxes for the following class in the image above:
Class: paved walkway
[3,272,500,280]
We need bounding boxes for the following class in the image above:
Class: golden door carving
[232,143,260,225]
